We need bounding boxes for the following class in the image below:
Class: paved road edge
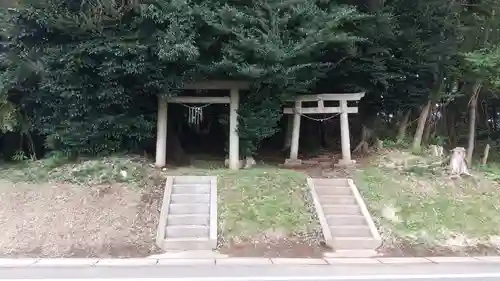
[0,256,499,267]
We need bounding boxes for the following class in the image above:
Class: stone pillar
[229,88,240,170]
[285,100,302,165]
[338,100,354,166]
[283,115,293,150]
[155,97,168,167]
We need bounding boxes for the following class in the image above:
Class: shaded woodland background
[0,0,500,165]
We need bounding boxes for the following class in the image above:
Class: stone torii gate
[155,80,250,170]
[283,92,365,166]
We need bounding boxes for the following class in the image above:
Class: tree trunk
[467,82,482,165]
[434,105,445,143]
[25,132,36,160]
[353,125,372,154]
[422,122,431,144]
[446,105,457,147]
[481,144,490,165]
[422,106,434,144]
[396,109,411,142]
[412,100,432,150]
[478,100,491,136]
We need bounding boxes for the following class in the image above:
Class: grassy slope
[143,165,320,243]
[355,149,500,255]
[0,156,321,248]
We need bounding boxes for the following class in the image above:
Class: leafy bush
[1,0,367,156]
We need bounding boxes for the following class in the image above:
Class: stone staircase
[308,178,381,255]
[156,176,217,251]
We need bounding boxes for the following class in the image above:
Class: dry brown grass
[0,156,323,258]
[0,179,163,258]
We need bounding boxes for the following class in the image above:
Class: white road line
[5,273,500,281]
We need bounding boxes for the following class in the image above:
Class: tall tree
[3,0,369,156]
[6,0,201,155]
[460,0,500,164]
[383,0,461,150]
[193,0,367,156]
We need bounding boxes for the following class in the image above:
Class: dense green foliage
[384,0,461,106]
[9,0,202,155]
[1,0,500,161]
[200,1,366,154]
[0,0,368,156]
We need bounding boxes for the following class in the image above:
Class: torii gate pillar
[283,93,365,167]
[337,100,355,166]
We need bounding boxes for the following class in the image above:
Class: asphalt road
[1,263,500,280]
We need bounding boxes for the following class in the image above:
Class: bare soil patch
[0,180,163,258]
[220,238,327,258]
[0,156,325,258]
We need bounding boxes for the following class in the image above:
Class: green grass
[478,162,500,182]
[0,155,152,187]
[0,156,320,243]
[164,165,320,241]
[356,151,500,253]
[216,168,318,241]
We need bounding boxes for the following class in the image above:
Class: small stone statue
[449,147,469,176]
[430,145,444,157]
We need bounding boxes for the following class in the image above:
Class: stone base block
[283,158,303,168]
[335,159,356,168]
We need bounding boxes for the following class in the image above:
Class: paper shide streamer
[181,104,211,133]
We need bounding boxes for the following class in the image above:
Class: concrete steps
[307,178,381,253]
[156,176,217,251]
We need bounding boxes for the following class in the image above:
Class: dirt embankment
[0,180,163,258]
